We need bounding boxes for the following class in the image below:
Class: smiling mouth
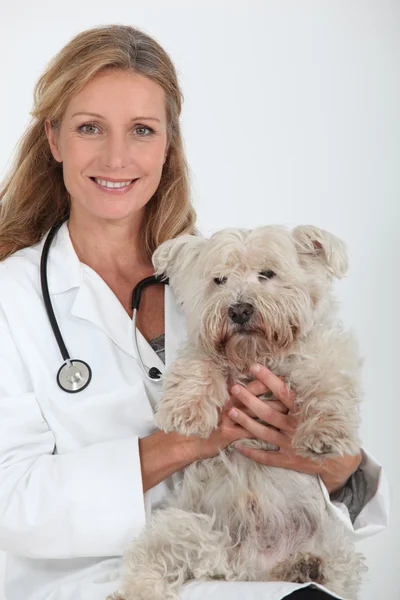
[90,177,139,189]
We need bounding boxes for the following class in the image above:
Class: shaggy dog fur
[107,225,366,600]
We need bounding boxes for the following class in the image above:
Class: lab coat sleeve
[318,447,390,541]
[0,322,147,560]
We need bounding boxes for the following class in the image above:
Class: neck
[67,208,153,278]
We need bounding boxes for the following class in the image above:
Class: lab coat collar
[41,220,187,364]
[39,221,83,294]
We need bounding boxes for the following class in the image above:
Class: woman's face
[46,69,169,224]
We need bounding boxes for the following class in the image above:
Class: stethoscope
[40,221,169,394]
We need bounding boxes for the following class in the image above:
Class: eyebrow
[71,111,161,123]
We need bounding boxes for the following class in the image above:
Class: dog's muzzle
[228,303,254,324]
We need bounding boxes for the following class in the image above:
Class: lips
[89,177,139,194]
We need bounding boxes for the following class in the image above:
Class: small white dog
[108,225,366,600]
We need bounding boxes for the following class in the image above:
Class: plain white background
[0,1,398,598]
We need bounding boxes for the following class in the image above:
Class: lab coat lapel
[70,267,136,358]
[44,221,135,358]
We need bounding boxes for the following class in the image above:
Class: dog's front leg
[292,404,361,459]
[290,374,362,459]
[154,349,228,438]
[288,333,362,459]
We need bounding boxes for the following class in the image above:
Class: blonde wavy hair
[0,24,196,261]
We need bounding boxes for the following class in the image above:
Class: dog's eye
[259,270,276,280]
[213,276,227,285]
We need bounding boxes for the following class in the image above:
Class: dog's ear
[292,225,348,279]
[152,234,206,280]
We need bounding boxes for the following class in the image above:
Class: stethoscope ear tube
[131,274,169,381]
[40,221,71,362]
[131,274,169,311]
[131,308,163,381]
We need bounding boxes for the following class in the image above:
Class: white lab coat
[0,222,389,600]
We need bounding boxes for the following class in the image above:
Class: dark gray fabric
[329,466,367,523]
[148,333,165,365]
[148,333,367,524]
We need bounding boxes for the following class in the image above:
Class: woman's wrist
[168,429,203,467]
[326,477,351,495]
[138,429,199,493]
[323,452,362,495]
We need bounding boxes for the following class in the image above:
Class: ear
[163,144,169,165]
[152,234,206,281]
[45,120,62,163]
[292,225,348,279]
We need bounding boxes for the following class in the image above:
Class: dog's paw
[271,553,326,585]
[298,556,324,582]
[154,401,219,438]
[293,421,360,459]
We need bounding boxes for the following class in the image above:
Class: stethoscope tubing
[41,220,93,393]
[40,221,169,392]
[40,221,70,362]
[131,273,169,382]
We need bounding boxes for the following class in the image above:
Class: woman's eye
[77,123,154,136]
[134,125,154,136]
[214,276,227,285]
[78,122,99,135]
[259,270,276,280]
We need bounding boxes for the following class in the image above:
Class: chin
[72,197,147,224]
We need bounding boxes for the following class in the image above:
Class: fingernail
[229,408,239,418]
[234,443,243,450]
[250,364,261,373]
[231,385,242,396]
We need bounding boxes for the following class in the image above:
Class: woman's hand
[183,378,288,463]
[228,363,362,494]
[182,407,252,463]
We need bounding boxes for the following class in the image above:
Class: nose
[104,132,131,170]
[228,303,254,324]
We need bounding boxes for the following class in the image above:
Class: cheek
[60,139,92,182]
[140,142,167,176]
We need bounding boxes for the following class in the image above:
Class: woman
[0,25,388,600]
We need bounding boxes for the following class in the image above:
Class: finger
[241,407,258,417]
[263,400,289,415]
[243,376,286,398]
[220,410,256,434]
[233,444,288,466]
[231,385,297,432]
[236,400,287,418]
[235,399,287,417]
[227,407,291,449]
[233,445,315,471]
[225,396,257,418]
[243,379,271,397]
[249,364,296,410]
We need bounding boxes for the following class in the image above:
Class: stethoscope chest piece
[57,360,92,393]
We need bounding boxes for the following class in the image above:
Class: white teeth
[94,178,134,189]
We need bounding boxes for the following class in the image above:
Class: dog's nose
[228,303,254,324]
